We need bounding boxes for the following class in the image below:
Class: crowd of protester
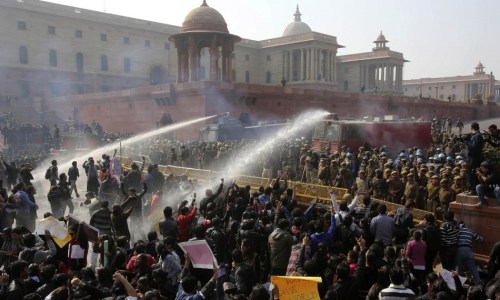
[0,116,499,300]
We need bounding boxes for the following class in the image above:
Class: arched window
[101,55,108,71]
[124,57,131,73]
[245,71,250,83]
[49,49,57,67]
[19,46,28,64]
[266,71,271,84]
[76,53,84,72]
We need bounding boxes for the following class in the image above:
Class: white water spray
[32,113,229,181]
[219,109,330,180]
[30,113,228,235]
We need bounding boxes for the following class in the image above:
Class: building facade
[0,0,407,106]
[336,32,407,95]
[403,62,499,103]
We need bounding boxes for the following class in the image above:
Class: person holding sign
[177,254,218,300]
[66,220,89,273]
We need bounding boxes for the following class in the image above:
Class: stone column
[188,36,198,82]
[299,49,306,81]
[323,50,328,81]
[220,43,233,82]
[290,50,295,82]
[286,51,291,81]
[176,47,183,83]
[226,43,233,82]
[209,36,219,81]
[306,48,311,80]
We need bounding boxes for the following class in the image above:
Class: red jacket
[177,207,197,242]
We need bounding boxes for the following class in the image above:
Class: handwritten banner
[271,276,322,300]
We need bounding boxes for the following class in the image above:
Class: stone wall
[36,82,500,140]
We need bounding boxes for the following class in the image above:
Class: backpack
[394,208,409,227]
[45,168,51,180]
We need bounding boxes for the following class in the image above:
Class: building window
[124,57,131,73]
[440,94,444,100]
[123,37,129,44]
[267,55,271,61]
[77,84,87,95]
[48,26,56,35]
[50,82,62,96]
[428,86,432,90]
[145,40,151,48]
[17,21,26,30]
[245,71,250,83]
[76,52,84,72]
[452,85,456,89]
[75,30,82,38]
[266,71,271,83]
[100,33,107,41]
[19,46,28,64]
[344,80,349,91]
[164,43,170,50]
[452,94,456,100]
[21,81,30,97]
[245,55,249,61]
[101,55,108,71]
[440,86,444,90]
[404,88,408,92]
[49,49,57,67]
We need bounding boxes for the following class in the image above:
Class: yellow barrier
[121,161,429,222]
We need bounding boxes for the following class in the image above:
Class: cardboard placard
[67,214,99,243]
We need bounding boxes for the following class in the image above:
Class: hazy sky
[44,0,499,80]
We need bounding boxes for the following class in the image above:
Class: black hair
[163,206,173,218]
[147,231,158,242]
[378,204,387,214]
[336,262,350,281]
[444,210,454,222]
[22,233,36,248]
[10,260,28,278]
[389,267,405,285]
[249,285,270,300]
[232,249,243,264]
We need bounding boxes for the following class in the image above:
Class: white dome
[282,5,311,37]
[283,21,312,36]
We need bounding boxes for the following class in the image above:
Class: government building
[0,0,499,136]
[403,62,500,103]
[0,0,407,102]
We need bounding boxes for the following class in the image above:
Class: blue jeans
[456,245,481,285]
[476,184,500,205]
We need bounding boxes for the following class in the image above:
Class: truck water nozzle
[216,112,230,118]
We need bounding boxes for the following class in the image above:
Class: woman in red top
[403,230,427,292]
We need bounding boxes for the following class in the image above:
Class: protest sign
[440,269,466,291]
[68,214,99,243]
[178,240,217,269]
[37,216,68,240]
[271,276,322,300]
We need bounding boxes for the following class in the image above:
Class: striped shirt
[440,221,459,247]
[379,284,415,299]
[457,224,483,247]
